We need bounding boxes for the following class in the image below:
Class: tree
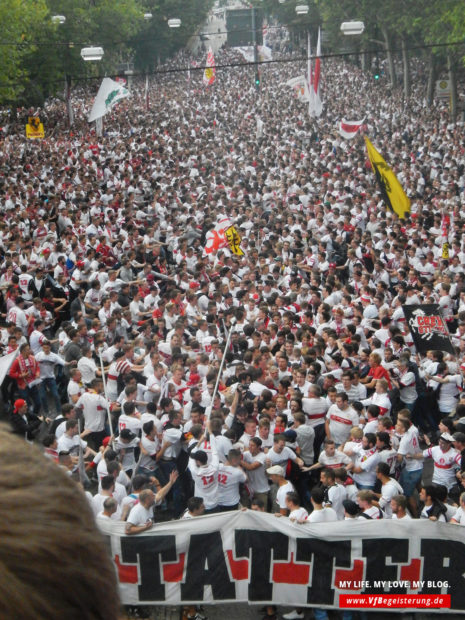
[0,0,49,105]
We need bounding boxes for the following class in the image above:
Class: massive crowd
[1,16,465,620]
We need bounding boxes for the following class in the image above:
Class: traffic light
[255,71,260,89]
[374,71,380,80]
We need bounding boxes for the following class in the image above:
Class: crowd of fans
[1,16,465,620]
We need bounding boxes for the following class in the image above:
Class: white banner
[286,75,310,102]
[98,511,465,612]
[0,349,19,386]
[88,78,130,123]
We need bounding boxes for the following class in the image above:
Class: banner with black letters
[403,304,455,356]
[98,511,465,612]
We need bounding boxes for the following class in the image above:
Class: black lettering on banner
[181,532,235,601]
[421,538,465,609]
[296,539,351,605]
[362,539,409,593]
[235,530,289,600]
[120,535,176,601]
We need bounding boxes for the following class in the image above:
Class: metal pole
[98,350,115,447]
[252,7,259,90]
[211,319,235,405]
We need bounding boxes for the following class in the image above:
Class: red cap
[189,281,200,289]
[187,373,201,386]
[13,398,27,412]
[102,436,111,447]
[76,260,85,268]
[43,248,51,255]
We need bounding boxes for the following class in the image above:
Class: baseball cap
[283,430,297,442]
[440,432,454,443]
[13,398,27,412]
[119,429,136,441]
[266,465,285,476]
[452,432,465,443]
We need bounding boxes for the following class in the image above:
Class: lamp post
[340,21,365,35]
[80,46,104,61]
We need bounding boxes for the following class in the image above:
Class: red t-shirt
[368,365,392,389]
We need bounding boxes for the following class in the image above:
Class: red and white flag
[308,28,322,118]
[203,47,216,86]
[204,217,232,255]
[338,118,365,139]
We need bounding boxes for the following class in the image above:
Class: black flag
[403,304,455,356]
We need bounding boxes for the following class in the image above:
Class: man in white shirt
[125,472,179,534]
[306,487,338,523]
[320,468,347,520]
[374,462,403,518]
[325,393,359,446]
[242,437,269,509]
[75,378,110,449]
[57,419,95,464]
[265,433,304,470]
[390,494,412,520]
[396,417,423,517]
[217,449,247,510]
[188,432,219,512]
[266,465,295,516]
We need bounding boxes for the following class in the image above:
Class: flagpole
[211,318,236,406]
[307,31,312,118]
[98,349,115,448]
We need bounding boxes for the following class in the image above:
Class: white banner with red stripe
[338,119,365,139]
[99,511,465,611]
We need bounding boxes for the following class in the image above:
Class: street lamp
[340,21,365,35]
[144,13,152,20]
[81,46,104,61]
[51,15,66,25]
[295,5,309,15]
[168,18,181,28]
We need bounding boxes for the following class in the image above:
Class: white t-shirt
[217,464,246,506]
[326,405,359,444]
[242,451,269,493]
[266,446,298,468]
[379,479,404,518]
[451,506,465,525]
[127,502,152,526]
[325,483,347,520]
[423,445,460,490]
[289,507,309,521]
[307,507,338,522]
[276,481,295,510]
[319,450,352,469]
[397,426,423,472]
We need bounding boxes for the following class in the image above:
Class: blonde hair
[350,426,363,439]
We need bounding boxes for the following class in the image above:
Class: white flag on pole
[286,75,310,102]
[88,78,130,123]
[309,28,323,118]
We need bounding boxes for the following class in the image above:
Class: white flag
[309,28,322,118]
[0,349,18,386]
[88,78,130,123]
[286,76,310,102]
[338,118,365,139]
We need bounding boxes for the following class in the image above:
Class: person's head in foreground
[0,425,119,619]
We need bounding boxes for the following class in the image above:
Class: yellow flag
[365,137,410,219]
[442,242,449,259]
[224,226,244,256]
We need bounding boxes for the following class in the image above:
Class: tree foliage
[0,0,213,107]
